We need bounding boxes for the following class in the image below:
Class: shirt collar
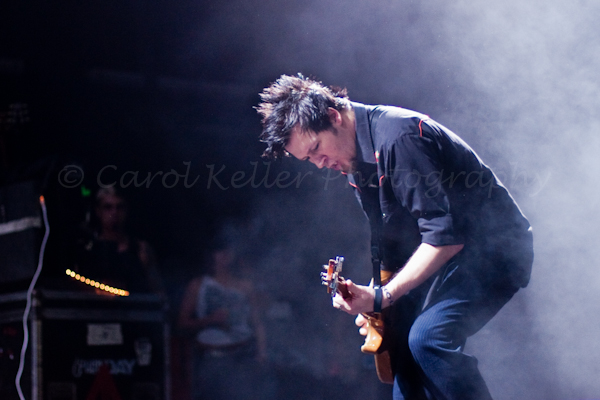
[351,102,377,164]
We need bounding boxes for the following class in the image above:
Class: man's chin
[342,160,358,174]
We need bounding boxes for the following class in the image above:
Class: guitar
[321,256,395,384]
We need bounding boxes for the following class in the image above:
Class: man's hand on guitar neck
[332,279,376,315]
[333,243,464,317]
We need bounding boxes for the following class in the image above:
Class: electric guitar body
[322,257,395,384]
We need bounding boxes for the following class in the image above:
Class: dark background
[1,0,599,399]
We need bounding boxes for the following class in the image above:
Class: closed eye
[310,143,319,155]
[302,143,319,162]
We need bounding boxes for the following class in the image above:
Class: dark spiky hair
[255,74,349,159]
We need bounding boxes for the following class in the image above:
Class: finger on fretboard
[337,277,352,300]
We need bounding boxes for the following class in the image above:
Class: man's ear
[328,107,342,126]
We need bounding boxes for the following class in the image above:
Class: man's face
[96,194,127,232]
[285,124,357,173]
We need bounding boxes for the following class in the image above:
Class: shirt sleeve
[382,133,464,246]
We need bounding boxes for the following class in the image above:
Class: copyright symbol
[58,165,84,188]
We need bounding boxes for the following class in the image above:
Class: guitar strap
[352,108,385,308]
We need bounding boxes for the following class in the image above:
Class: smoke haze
[190,0,599,398]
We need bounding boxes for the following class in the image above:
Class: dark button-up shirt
[349,102,533,287]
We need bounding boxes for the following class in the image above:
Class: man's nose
[314,156,327,169]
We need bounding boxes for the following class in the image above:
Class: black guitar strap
[354,165,383,286]
[353,108,384,295]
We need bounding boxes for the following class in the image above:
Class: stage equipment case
[0,290,170,400]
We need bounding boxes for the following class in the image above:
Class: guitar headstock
[321,256,344,297]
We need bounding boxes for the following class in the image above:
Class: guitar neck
[321,255,394,384]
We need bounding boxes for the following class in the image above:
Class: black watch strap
[373,286,383,313]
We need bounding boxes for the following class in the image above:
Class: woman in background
[177,245,268,400]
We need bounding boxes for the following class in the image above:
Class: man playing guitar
[256,74,534,400]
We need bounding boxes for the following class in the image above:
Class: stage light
[65,269,129,296]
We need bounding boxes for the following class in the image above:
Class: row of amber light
[65,269,130,296]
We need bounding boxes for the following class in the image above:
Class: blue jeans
[390,256,522,400]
